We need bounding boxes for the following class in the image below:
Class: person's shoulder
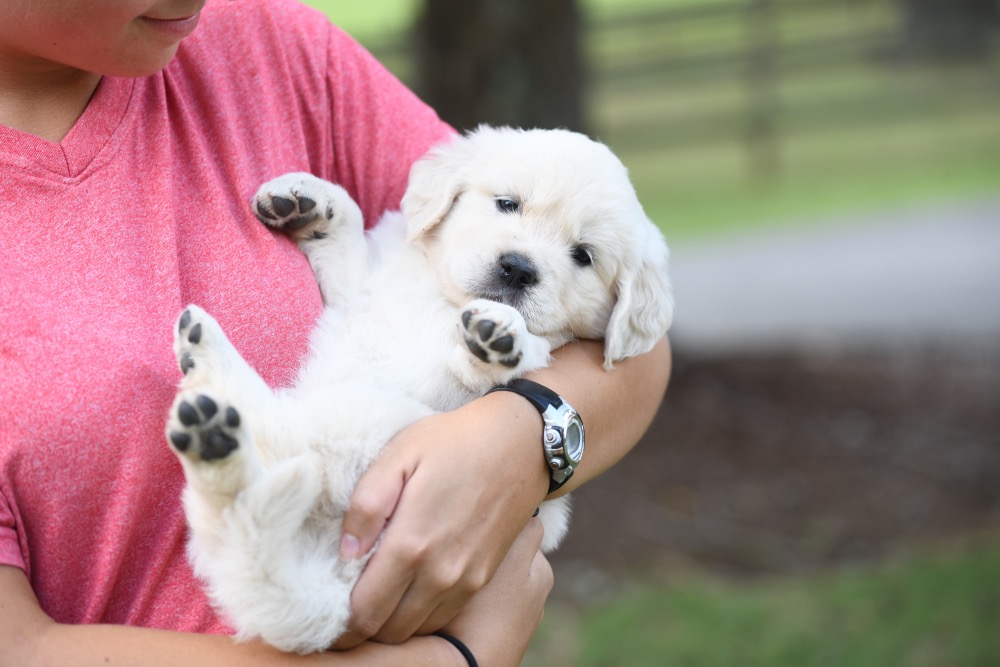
[185,0,334,65]
[200,0,329,35]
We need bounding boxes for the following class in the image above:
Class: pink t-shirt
[0,0,453,633]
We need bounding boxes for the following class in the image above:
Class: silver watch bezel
[540,402,585,486]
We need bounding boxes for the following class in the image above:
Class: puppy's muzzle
[497,253,538,290]
[474,252,539,308]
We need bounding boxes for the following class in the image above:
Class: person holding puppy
[0,1,672,666]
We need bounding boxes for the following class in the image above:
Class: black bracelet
[434,631,479,667]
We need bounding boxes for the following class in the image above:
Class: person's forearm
[478,336,671,504]
[528,335,671,495]
[0,567,458,667]
[12,624,457,667]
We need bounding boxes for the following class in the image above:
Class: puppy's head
[403,126,673,368]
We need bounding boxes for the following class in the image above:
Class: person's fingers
[333,450,415,649]
[414,601,465,639]
[339,453,408,561]
[510,517,546,559]
[529,544,555,600]
[436,519,552,664]
[370,587,442,644]
[332,545,414,649]
[344,515,482,644]
[376,556,491,642]
[390,520,549,642]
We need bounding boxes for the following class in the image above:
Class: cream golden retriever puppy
[165,126,673,653]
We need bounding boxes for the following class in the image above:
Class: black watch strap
[488,378,564,411]
[487,379,577,495]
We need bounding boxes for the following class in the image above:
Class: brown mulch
[551,342,1000,593]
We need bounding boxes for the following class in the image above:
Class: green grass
[302,1,419,38]
[624,109,1000,240]
[526,541,1000,667]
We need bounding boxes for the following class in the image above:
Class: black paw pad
[500,353,522,368]
[196,394,218,420]
[180,352,195,375]
[270,196,296,217]
[490,335,514,354]
[476,320,496,340]
[298,196,317,213]
[169,431,192,452]
[178,401,200,426]
[283,211,318,232]
[171,395,242,462]
[465,338,489,363]
[203,429,239,461]
[255,200,277,221]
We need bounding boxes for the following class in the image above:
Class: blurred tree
[898,0,1000,60]
[412,0,584,133]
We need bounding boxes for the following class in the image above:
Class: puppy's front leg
[253,173,368,305]
[450,299,552,394]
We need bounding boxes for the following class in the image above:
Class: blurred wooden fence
[368,0,1000,180]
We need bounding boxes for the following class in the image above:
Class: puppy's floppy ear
[402,132,476,241]
[604,222,674,368]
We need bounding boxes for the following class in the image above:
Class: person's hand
[333,392,550,647]
[440,518,553,667]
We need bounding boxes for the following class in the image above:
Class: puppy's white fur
[166,126,673,653]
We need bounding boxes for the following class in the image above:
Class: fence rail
[366,0,1000,179]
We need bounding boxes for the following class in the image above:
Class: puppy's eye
[571,245,593,267]
[495,197,520,215]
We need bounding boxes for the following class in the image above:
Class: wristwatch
[487,379,585,495]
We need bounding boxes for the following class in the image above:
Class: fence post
[744,0,781,185]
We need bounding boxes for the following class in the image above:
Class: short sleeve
[0,488,25,571]
[322,23,457,227]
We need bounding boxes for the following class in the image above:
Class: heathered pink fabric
[0,0,453,633]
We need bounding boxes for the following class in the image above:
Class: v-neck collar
[0,76,136,181]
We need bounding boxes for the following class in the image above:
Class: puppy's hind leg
[169,305,280,519]
[198,455,358,654]
[253,173,368,305]
[167,389,263,507]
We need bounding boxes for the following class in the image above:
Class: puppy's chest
[306,281,469,411]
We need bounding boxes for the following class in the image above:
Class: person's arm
[0,519,552,667]
[0,566,451,667]
[336,336,672,646]
[529,336,673,496]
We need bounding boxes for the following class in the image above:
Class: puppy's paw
[461,299,526,369]
[253,173,362,241]
[174,305,239,382]
[167,391,244,463]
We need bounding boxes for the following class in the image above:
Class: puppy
[165,126,673,653]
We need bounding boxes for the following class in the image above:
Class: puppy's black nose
[498,253,538,289]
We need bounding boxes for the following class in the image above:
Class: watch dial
[565,420,584,461]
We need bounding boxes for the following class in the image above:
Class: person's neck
[0,58,102,143]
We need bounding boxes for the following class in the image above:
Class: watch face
[564,418,584,462]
